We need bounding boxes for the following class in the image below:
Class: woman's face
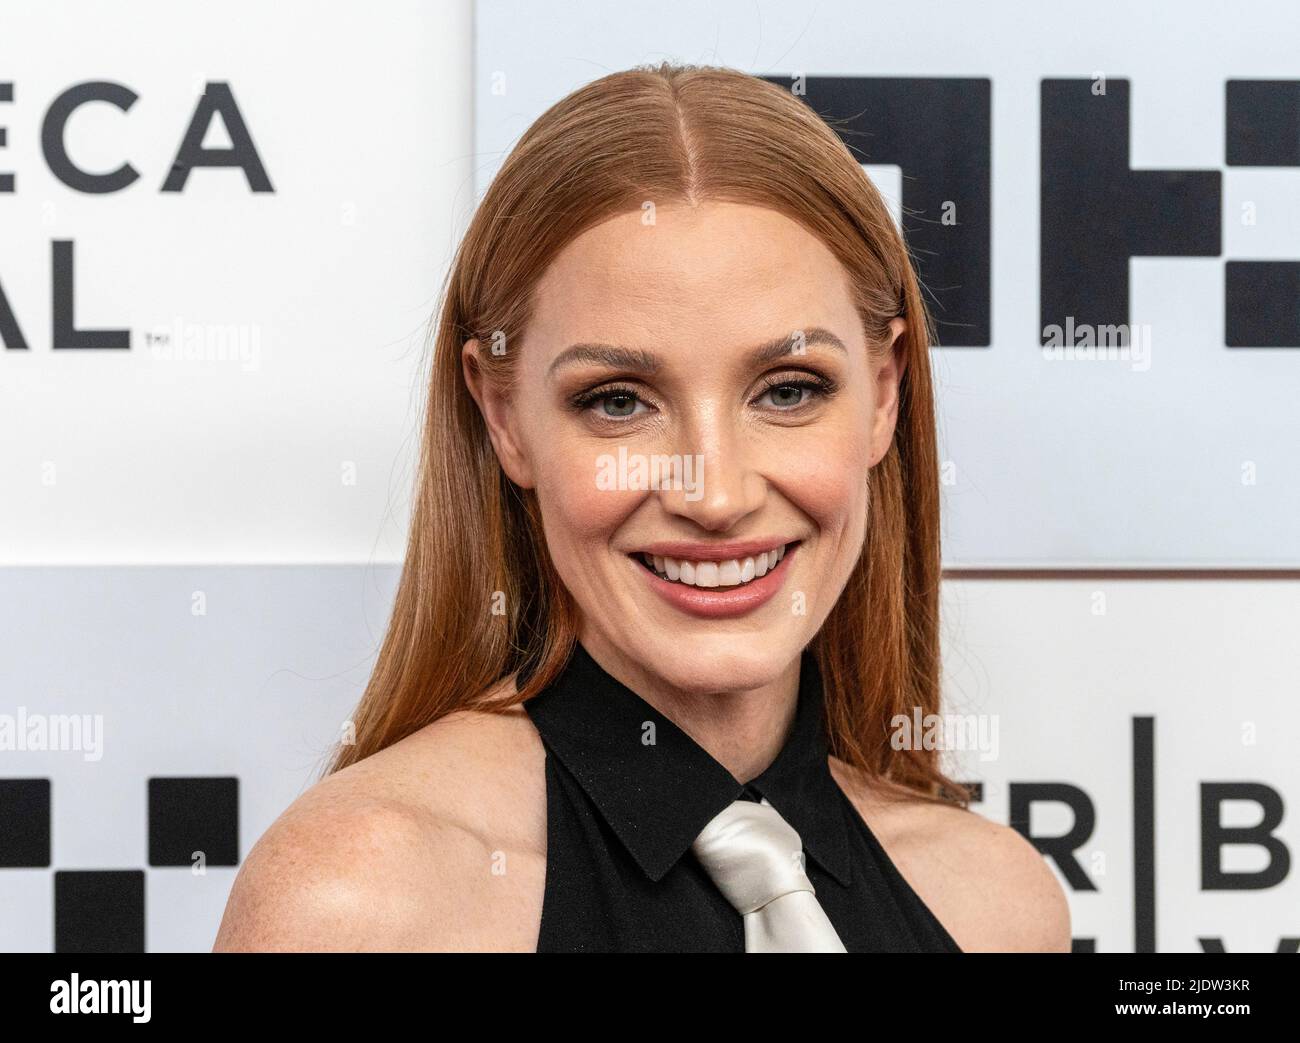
[465,201,905,695]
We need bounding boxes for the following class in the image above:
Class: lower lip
[629,543,800,619]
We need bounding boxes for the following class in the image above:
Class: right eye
[573,385,653,421]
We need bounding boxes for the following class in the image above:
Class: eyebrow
[546,327,848,379]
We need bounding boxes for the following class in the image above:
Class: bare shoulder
[829,757,1072,953]
[213,686,548,952]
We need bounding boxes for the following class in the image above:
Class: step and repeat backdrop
[1,0,1296,951]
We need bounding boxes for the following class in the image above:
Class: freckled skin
[465,201,906,717]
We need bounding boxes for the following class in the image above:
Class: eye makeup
[566,367,841,424]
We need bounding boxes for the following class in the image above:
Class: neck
[578,630,801,784]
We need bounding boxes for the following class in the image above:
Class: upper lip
[631,538,798,562]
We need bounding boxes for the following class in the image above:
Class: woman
[214,62,1070,952]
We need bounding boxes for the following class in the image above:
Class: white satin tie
[691,796,848,953]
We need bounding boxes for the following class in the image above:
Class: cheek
[533,445,640,559]
[772,420,874,535]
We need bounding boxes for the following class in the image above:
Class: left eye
[756,381,819,408]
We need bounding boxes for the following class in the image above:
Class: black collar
[523,640,852,887]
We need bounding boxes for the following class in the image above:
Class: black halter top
[521,640,963,953]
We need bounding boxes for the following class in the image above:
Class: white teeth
[638,545,791,588]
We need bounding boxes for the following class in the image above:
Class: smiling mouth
[631,541,800,589]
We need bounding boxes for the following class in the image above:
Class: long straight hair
[324,63,968,807]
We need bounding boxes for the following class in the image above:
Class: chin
[625,630,807,694]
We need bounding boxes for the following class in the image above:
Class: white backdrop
[0,0,1295,953]
[942,578,1299,953]
[0,0,470,565]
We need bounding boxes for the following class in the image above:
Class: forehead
[527,201,860,351]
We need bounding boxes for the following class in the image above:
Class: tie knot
[691,796,815,914]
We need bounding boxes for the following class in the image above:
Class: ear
[461,338,536,488]
[869,316,908,466]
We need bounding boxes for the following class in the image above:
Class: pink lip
[633,537,795,561]
[630,541,800,619]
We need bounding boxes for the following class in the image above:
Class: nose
[657,402,765,532]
